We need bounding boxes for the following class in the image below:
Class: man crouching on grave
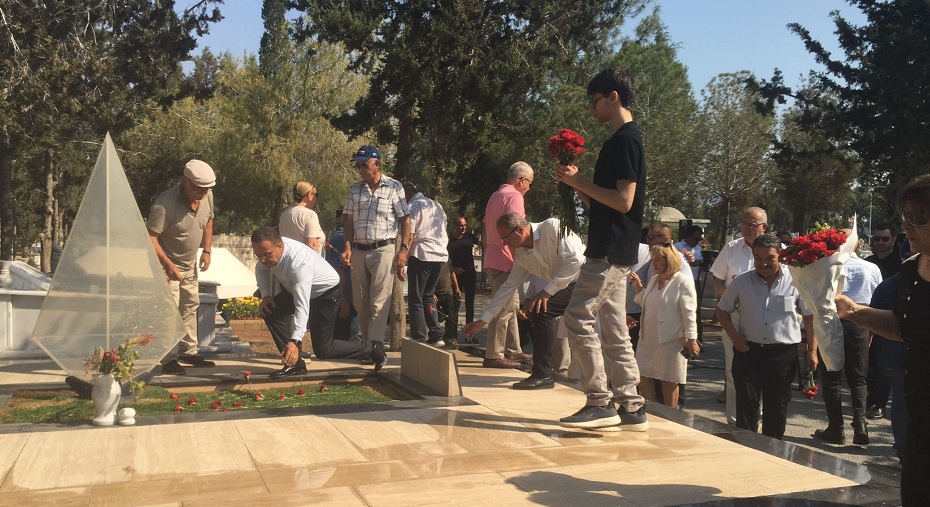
[463,212,585,389]
[251,228,387,378]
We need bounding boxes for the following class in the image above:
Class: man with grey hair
[481,162,534,368]
[717,234,818,439]
[463,212,585,388]
[710,206,770,424]
[147,159,217,375]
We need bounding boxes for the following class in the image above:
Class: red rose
[255,393,264,401]
[320,384,327,393]
[296,388,306,395]
[232,402,243,408]
[187,397,197,406]
[279,392,286,400]
[174,404,183,413]
[169,393,180,400]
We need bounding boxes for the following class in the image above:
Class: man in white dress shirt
[463,212,585,389]
[402,182,450,347]
[675,225,704,281]
[710,206,770,424]
[252,228,386,377]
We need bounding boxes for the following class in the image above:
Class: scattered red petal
[319,385,327,393]
[279,392,286,400]
[169,393,179,400]
[222,408,228,412]
[232,402,243,408]
[255,392,264,401]
[174,404,183,413]
[296,388,306,395]
[187,397,197,406]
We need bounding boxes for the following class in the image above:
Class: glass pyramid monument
[32,134,184,378]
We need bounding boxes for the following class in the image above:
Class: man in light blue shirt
[252,228,386,378]
[813,239,883,446]
[717,234,817,439]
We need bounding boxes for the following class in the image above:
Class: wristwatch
[400,242,409,250]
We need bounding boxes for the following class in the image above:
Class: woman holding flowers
[629,244,700,408]
[836,175,930,506]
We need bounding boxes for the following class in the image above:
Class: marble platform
[0,345,885,506]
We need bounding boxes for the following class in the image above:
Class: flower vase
[91,373,121,426]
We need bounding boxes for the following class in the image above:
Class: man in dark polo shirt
[554,68,648,431]
[866,224,902,279]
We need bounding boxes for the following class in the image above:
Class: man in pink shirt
[482,161,534,368]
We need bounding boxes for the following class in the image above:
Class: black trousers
[408,256,443,341]
[819,320,870,431]
[436,290,457,340]
[262,286,371,364]
[902,359,930,506]
[457,268,477,323]
[525,283,574,379]
[732,342,798,440]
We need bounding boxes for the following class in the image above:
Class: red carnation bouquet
[548,129,585,237]
[779,224,847,267]
[801,372,819,400]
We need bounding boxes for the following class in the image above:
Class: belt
[319,285,340,298]
[747,341,795,349]
[353,239,392,251]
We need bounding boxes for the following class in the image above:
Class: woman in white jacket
[630,244,701,408]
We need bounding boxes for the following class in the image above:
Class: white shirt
[675,240,703,280]
[408,193,449,262]
[711,237,755,288]
[480,218,585,322]
[279,206,325,253]
[717,266,812,345]
[843,255,883,305]
[255,238,340,343]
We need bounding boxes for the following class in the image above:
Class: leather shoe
[813,427,845,445]
[505,352,533,362]
[179,354,216,367]
[483,357,521,368]
[853,427,870,446]
[371,341,387,372]
[269,362,308,379]
[161,360,186,375]
[513,376,555,390]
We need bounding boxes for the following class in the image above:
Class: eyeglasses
[901,210,929,227]
[871,236,892,242]
[253,251,275,261]
[740,222,764,229]
[520,177,534,187]
[354,161,371,170]
[500,226,518,241]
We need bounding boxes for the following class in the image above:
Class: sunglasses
[871,236,892,242]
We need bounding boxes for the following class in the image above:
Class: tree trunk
[716,197,731,249]
[0,135,14,262]
[41,149,56,273]
[389,233,406,351]
[393,106,415,180]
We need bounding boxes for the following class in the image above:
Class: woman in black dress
[836,174,930,506]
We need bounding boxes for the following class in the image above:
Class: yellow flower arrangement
[222,296,262,319]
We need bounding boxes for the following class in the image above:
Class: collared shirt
[480,218,585,322]
[146,184,214,271]
[843,255,883,305]
[717,266,812,345]
[255,238,340,343]
[408,193,449,262]
[711,237,755,288]
[343,175,409,243]
[279,206,325,250]
[675,240,703,280]
[483,184,525,271]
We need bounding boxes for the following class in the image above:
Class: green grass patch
[0,380,396,424]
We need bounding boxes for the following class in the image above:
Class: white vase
[91,373,120,426]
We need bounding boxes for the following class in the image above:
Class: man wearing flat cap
[147,159,217,375]
[341,146,410,369]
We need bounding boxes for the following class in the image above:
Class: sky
[181,0,867,97]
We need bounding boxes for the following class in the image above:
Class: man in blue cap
[341,146,410,369]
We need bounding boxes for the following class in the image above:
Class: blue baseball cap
[351,145,381,162]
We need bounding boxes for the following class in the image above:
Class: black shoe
[444,339,458,350]
[618,405,649,432]
[813,427,846,444]
[559,404,621,429]
[269,362,308,379]
[512,376,555,390]
[65,376,93,399]
[853,427,870,446]
[178,354,216,367]
[866,405,884,420]
[371,341,387,372]
[161,360,186,375]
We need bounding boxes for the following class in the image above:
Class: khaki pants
[485,268,522,359]
[722,312,739,425]
[564,259,643,411]
[351,244,395,343]
[163,267,199,363]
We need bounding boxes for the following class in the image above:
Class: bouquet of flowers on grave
[548,129,585,237]
[84,333,154,393]
[780,222,857,373]
[801,372,819,400]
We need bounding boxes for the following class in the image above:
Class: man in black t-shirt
[448,216,479,326]
[555,68,649,431]
[865,225,902,279]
